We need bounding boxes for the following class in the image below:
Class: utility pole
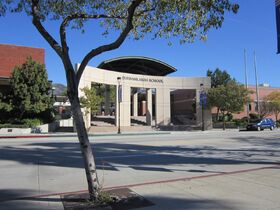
[254,51,260,117]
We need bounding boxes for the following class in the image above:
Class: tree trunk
[222,112,226,130]
[216,107,220,122]
[70,94,99,200]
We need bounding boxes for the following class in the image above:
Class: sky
[0,0,279,87]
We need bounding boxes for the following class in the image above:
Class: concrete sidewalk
[0,130,279,209]
[1,166,279,210]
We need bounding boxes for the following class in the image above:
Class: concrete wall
[78,65,212,129]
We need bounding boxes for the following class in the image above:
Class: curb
[0,132,171,139]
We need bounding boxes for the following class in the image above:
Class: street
[0,130,279,209]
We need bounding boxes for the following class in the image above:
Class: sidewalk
[1,166,279,210]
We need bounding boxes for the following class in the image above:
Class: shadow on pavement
[0,134,279,172]
[0,188,241,210]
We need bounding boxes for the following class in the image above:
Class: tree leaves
[2,0,239,44]
[9,57,53,118]
[207,81,250,114]
[80,86,102,115]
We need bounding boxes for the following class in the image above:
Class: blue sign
[199,92,207,106]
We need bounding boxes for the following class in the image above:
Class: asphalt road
[0,130,279,209]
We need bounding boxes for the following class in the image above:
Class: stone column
[104,85,110,115]
[120,85,131,126]
[115,84,131,127]
[146,88,153,125]
[155,88,170,126]
[133,91,138,117]
[196,89,202,127]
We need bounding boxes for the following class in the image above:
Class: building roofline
[0,43,45,51]
[97,56,177,76]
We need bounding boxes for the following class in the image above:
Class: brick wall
[0,44,45,78]
[233,86,280,120]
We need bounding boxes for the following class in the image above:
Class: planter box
[0,128,31,134]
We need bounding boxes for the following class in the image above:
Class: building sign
[122,76,163,83]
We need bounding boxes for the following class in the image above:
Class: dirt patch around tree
[60,188,154,210]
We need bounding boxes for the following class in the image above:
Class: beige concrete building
[78,57,212,130]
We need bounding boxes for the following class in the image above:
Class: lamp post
[117,77,121,134]
[200,83,205,131]
[51,86,56,98]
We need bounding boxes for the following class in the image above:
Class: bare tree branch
[31,0,62,58]
[76,0,144,84]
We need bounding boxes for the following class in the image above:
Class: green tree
[207,68,233,88]
[207,68,235,120]
[80,87,102,116]
[10,57,53,119]
[1,0,239,200]
[266,91,280,121]
[0,92,13,122]
[0,57,53,122]
[207,81,250,130]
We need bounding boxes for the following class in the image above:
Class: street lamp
[117,77,121,134]
[200,83,205,131]
[51,86,56,98]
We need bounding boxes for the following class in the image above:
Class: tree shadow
[0,189,61,210]
[0,136,279,173]
[0,188,242,210]
[233,133,280,148]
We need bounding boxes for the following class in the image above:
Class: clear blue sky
[0,0,279,87]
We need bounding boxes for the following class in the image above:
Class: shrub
[21,118,42,128]
[233,117,248,127]
[249,113,261,120]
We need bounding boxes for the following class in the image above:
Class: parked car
[246,118,276,131]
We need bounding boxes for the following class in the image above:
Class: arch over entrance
[78,57,212,130]
[97,56,176,76]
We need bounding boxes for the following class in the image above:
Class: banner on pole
[118,85,122,102]
[276,0,280,53]
[199,91,207,107]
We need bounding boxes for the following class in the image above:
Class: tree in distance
[265,91,280,121]
[207,68,233,88]
[1,0,239,200]
[207,68,235,121]
[207,81,250,130]
[80,87,103,116]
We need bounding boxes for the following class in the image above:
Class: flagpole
[254,50,260,117]
[244,49,249,120]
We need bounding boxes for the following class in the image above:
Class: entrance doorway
[130,87,156,126]
[170,89,196,125]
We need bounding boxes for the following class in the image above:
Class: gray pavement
[0,129,279,209]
